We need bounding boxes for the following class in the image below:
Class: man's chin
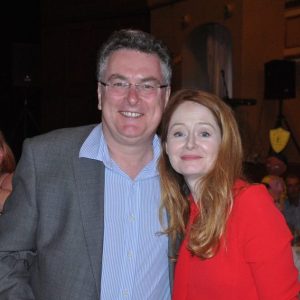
[120,125,144,137]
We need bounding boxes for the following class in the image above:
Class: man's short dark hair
[96,29,172,85]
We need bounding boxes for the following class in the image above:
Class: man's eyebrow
[106,74,127,81]
[106,74,161,83]
[139,77,161,83]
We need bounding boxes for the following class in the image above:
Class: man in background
[284,174,300,245]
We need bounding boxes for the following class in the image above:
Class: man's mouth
[120,111,143,118]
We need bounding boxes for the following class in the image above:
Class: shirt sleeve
[237,184,300,300]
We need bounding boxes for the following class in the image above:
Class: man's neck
[107,140,154,180]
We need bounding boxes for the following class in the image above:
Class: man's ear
[97,84,102,110]
[164,87,171,107]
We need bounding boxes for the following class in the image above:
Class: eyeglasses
[99,80,168,97]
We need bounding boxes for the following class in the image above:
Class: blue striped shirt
[80,124,170,300]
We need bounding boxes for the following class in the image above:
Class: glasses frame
[99,80,168,97]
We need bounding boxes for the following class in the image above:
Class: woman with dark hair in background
[0,130,16,212]
[159,89,300,299]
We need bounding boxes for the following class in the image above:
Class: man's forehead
[108,49,160,61]
[104,50,163,82]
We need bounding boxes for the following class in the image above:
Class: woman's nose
[185,134,197,149]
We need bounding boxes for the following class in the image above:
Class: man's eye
[142,84,155,90]
[112,82,127,88]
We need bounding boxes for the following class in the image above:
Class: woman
[159,89,300,299]
[0,130,16,212]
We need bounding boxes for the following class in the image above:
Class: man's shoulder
[23,124,98,156]
[29,124,97,145]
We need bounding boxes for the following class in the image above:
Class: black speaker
[12,43,41,87]
[264,60,295,99]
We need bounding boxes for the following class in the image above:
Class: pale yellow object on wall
[270,127,290,153]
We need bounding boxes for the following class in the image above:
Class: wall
[40,0,150,132]
[150,0,300,165]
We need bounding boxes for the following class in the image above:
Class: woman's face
[166,101,222,192]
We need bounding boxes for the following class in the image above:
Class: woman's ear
[165,143,168,155]
[164,87,171,108]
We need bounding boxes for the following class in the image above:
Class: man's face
[98,49,170,147]
[266,156,287,176]
[286,176,300,201]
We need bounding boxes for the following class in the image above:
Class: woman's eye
[200,131,211,137]
[170,130,187,138]
[173,131,183,137]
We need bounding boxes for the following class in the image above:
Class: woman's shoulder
[232,179,288,229]
[233,179,271,202]
[232,179,281,217]
[230,181,293,265]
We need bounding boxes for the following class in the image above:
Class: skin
[0,147,13,212]
[166,101,221,194]
[0,147,4,171]
[97,49,170,178]
[266,156,287,177]
[0,173,13,212]
[286,176,300,205]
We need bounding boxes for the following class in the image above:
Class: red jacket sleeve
[236,184,300,299]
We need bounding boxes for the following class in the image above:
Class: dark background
[0,0,150,160]
[0,0,41,159]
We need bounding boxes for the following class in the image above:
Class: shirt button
[129,213,135,221]
[122,289,129,297]
[127,250,133,258]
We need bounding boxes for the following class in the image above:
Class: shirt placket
[119,181,140,299]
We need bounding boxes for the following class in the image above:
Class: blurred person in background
[0,130,15,212]
[284,174,300,245]
[261,153,287,212]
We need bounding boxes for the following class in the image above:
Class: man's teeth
[121,111,142,118]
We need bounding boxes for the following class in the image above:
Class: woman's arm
[239,184,300,299]
[0,173,13,212]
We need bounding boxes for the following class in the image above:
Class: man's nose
[126,84,140,105]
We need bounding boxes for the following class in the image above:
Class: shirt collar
[79,123,161,177]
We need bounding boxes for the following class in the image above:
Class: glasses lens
[103,80,127,96]
[103,80,165,97]
[138,83,156,97]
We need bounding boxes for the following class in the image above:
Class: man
[0,29,172,299]
[283,174,300,245]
